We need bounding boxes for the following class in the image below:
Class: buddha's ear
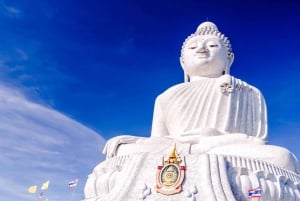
[179,56,184,69]
[224,53,234,74]
[180,57,189,82]
[184,72,190,82]
[228,53,234,67]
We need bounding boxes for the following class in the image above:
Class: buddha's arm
[190,133,266,154]
[103,135,146,158]
[165,135,202,144]
[150,96,169,137]
[253,87,268,141]
[219,75,268,141]
[165,128,224,144]
[168,129,265,147]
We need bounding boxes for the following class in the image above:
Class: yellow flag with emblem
[28,185,37,193]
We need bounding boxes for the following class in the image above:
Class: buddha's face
[181,35,230,79]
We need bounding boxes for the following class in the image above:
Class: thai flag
[248,187,262,198]
[68,178,79,189]
[39,191,44,199]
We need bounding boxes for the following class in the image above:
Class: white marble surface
[84,21,300,201]
[85,152,300,201]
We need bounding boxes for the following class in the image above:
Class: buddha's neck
[189,75,220,82]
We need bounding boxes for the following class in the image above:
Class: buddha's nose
[196,46,208,53]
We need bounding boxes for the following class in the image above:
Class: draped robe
[151,76,268,141]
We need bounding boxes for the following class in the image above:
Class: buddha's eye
[208,44,218,48]
[206,40,220,48]
[188,46,197,49]
[187,43,197,49]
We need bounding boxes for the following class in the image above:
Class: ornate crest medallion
[155,145,186,195]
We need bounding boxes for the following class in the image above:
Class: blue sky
[0,84,105,201]
[0,0,300,199]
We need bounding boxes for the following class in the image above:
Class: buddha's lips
[194,53,209,58]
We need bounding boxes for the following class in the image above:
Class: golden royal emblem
[155,145,186,195]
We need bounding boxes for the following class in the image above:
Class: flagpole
[69,187,76,201]
[39,180,50,201]
[38,191,45,201]
[68,178,79,201]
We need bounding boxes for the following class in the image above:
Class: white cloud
[15,48,29,61]
[0,1,22,18]
[0,83,106,201]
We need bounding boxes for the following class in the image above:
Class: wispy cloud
[15,48,29,61]
[0,84,106,201]
[0,43,76,109]
[0,1,22,18]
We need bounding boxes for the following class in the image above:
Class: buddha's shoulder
[155,79,214,102]
[155,75,264,101]
[157,82,192,97]
[229,76,263,94]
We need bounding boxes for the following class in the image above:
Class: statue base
[84,149,300,201]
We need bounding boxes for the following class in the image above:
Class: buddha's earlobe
[184,72,190,82]
[180,56,184,67]
[224,53,234,74]
[180,57,190,82]
[228,53,234,66]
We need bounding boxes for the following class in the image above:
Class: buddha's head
[180,21,234,82]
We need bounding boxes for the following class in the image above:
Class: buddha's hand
[103,135,145,158]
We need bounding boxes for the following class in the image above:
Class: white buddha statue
[103,21,299,173]
[86,21,300,201]
[151,21,267,143]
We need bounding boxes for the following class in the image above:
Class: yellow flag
[41,180,50,190]
[28,185,37,193]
